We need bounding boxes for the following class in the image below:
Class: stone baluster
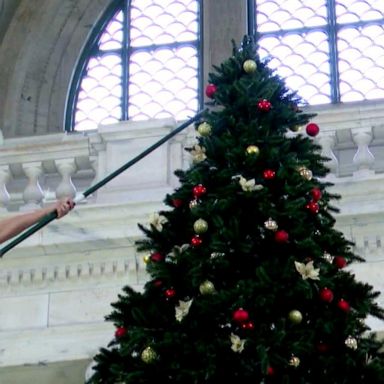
[22,161,44,208]
[352,127,375,177]
[0,165,11,210]
[316,132,339,176]
[55,159,77,199]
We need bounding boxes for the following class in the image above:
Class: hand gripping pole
[0,110,206,257]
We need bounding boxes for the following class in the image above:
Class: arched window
[248,0,384,105]
[66,0,202,132]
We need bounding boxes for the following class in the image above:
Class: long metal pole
[0,110,206,257]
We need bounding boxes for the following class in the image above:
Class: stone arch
[0,0,111,138]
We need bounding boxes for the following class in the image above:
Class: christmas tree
[86,36,384,383]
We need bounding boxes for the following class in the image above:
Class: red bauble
[337,299,350,312]
[191,235,203,247]
[275,230,289,243]
[306,200,319,214]
[232,308,249,323]
[193,184,207,198]
[306,122,320,137]
[267,366,275,376]
[150,252,164,262]
[241,321,255,330]
[153,279,163,287]
[205,83,217,98]
[319,287,334,303]
[115,326,127,338]
[165,288,176,298]
[311,187,322,201]
[263,169,276,179]
[333,256,347,269]
[317,341,330,353]
[257,99,272,112]
[172,198,183,208]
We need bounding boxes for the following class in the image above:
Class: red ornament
[275,230,289,243]
[193,184,207,198]
[165,288,176,298]
[153,279,163,287]
[205,83,217,98]
[150,252,164,262]
[316,341,330,353]
[311,187,322,201]
[191,235,203,247]
[306,200,319,214]
[232,308,249,323]
[337,299,350,312]
[115,326,127,338]
[257,99,272,112]
[241,321,255,330]
[172,198,183,208]
[267,366,275,376]
[306,122,320,137]
[319,287,334,303]
[333,256,347,269]
[263,169,276,179]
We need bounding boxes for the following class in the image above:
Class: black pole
[0,109,207,257]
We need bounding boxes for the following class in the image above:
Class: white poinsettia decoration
[167,244,190,259]
[149,212,168,231]
[175,299,193,322]
[294,260,320,280]
[238,176,263,192]
[230,333,246,353]
[190,144,207,162]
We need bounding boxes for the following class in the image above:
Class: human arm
[0,197,75,244]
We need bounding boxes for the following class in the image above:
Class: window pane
[74,54,122,131]
[130,0,198,45]
[256,0,327,33]
[338,25,384,102]
[99,10,124,51]
[258,31,331,104]
[336,0,384,24]
[129,46,198,121]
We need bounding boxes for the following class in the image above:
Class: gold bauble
[246,145,260,156]
[193,218,208,234]
[288,309,303,324]
[290,125,302,132]
[345,336,358,350]
[189,199,200,213]
[264,218,278,231]
[193,153,207,164]
[197,122,212,136]
[243,59,257,73]
[297,166,313,180]
[141,346,157,363]
[143,255,150,264]
[289,355,300,367]
[199,280,216,295]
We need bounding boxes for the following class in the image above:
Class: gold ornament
[189,199,200,213]
[197,122,212,136]
[297,166,313,180]
[143,255,150,264]
[243,59,257,73]
[323,252,334,263]
[246,145,260,156]
[290,125,302,132]
[141,346,157,363]
[345,336,358,350]
[289,355,300,367]
[193,218,208,234]
[264,218,278,231]
[288,309,303,324]
[199,280,216,295]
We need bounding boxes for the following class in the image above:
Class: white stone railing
[0,117,190,212]
[1,102,384,214]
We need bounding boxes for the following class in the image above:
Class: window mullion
[327,0,340,103]
[121,0,130,121]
